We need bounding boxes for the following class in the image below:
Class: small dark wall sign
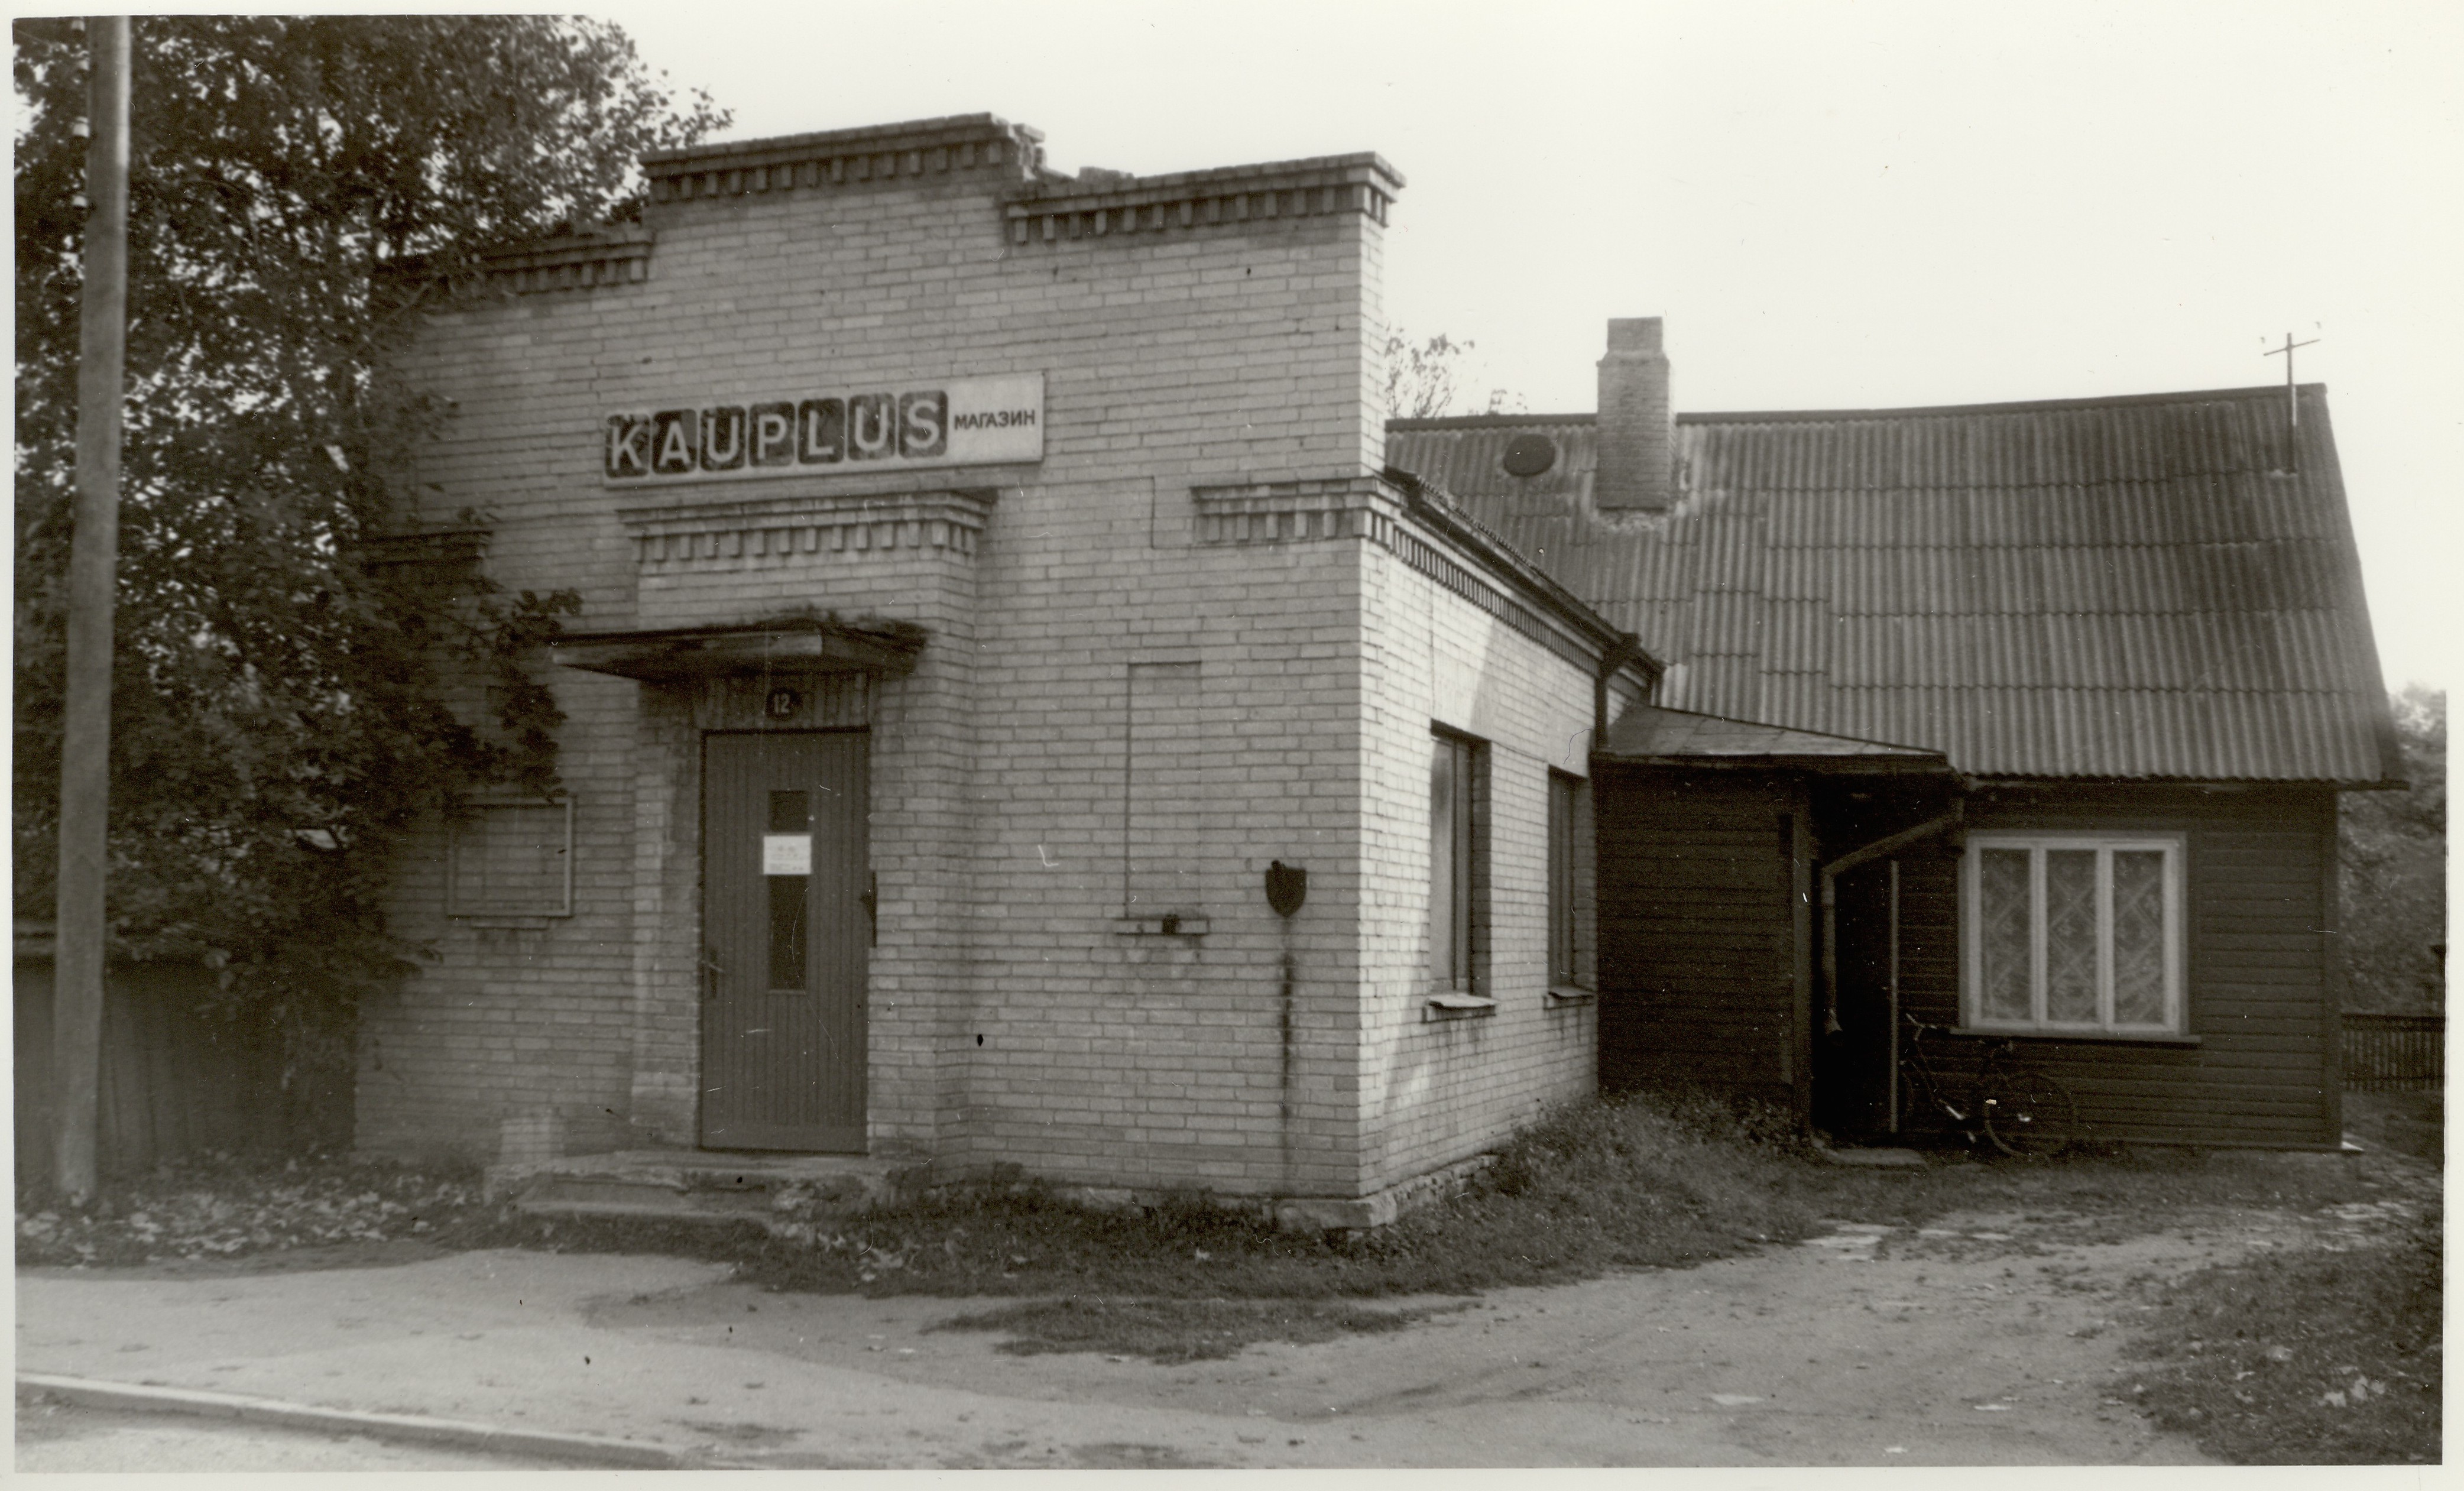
[764,687,803,719]
[1266,860,1306,918]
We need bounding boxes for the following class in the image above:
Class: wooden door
[701,731,868,1151]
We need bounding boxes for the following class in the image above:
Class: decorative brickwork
[623,490,995,569]
[1004,154,1401,247]
[473,227,653,295]
[1189,477,1385,546]
[644,114,1043,204]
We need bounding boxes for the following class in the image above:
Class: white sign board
[604,372,1043,485]
[761,834,813,876]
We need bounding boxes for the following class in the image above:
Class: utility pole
[54,15,131,1201]
[2262,330,2317,474]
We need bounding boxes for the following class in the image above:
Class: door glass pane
[1978,848,2033,1022]
[2112,850,2168,1024]
[767,877,808,990]
[769,791,809,833]
[2044,850,2100,1022]
[767,790,809,991]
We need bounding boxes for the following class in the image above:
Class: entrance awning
[1600,703,1950,775]
[551,617,925,682]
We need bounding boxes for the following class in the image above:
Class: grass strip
[2129,1217,2441,1464]
[429,1089,2392,1310]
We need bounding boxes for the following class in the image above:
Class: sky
[603,1,2460,694]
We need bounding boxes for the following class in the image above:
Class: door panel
[702,731,868,1151]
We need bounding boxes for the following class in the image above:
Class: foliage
[12,18,724,1069]
[2131,1217,2440,1464]
[2341,686,2446,1010]
[1382,327,1523,420]
[15,1147,487,1267]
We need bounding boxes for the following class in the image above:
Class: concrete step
[511,1195,777,1229]
[488,1149,909,1231]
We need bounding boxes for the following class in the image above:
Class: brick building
[369,115,1652,1225]
[371,112,2397,1210]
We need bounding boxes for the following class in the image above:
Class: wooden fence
[13,947,352,1189]
[2342,1012,2445,1092]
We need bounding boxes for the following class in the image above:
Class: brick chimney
[1595,317,1674,513]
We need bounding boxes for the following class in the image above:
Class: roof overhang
[1598,704,1953,776]
[1379,466,1662,688]
[550,618,924,682]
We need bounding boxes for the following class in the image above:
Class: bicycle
[1898,1016,2080,1158]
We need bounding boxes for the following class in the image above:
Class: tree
[12,18,727,1082]
[1383,328,1525,420]
[2341,686,2446,1011]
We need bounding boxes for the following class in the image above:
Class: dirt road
[585,1207,2290,1466]
[20,1160,2430,1469]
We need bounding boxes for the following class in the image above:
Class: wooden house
[1387,319,2402,1148]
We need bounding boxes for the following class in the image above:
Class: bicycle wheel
[1983,1071,2077,1158]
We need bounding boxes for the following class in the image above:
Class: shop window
[1548,770,1591,990]
[1961,834,2182,1033]
[1429,729,1487,997]
[446,798,574,918]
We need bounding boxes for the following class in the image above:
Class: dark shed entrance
[1592,704,1952,1130]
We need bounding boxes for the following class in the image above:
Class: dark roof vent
[1501,432,1558,477]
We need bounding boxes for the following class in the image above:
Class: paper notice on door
[762,834,812,876]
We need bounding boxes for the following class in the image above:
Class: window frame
[1428,727,1487,999]
[445,796,575,919]
[1547,769,1590,991]
[1959,831,2185,1035]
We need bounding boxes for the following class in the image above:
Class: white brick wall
[1353,542,1604,1191]
[364,124,1616,1204]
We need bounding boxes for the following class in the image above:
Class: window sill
[453,913,565,930]
[1113,913,1208,937]
[1957,1026,2200,1048]
[1545,986,1596,1006]
[1424,994,1497,1022]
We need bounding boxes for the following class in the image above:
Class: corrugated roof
[1386,387,2398,783]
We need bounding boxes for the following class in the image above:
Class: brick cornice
[620,488,997,569]
[1191,475,1390,545]
[467,227,654,295]
[644,114,1045,203]
[1003,154,1402,247]
[1190,474,1655,681]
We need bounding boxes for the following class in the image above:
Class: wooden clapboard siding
[1595,765,1798,1100]
[1899,784,2343,1147]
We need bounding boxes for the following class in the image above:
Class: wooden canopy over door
[701,731,869,1152]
